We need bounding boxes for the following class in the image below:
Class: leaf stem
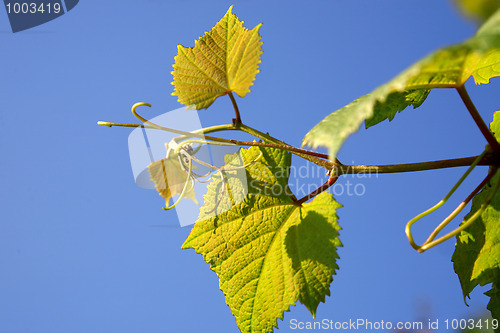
[97,120,333,169]
[99,102,335,169]
[99,103,500,174]
[97,121,237,135]
[127,103,328,164]
[236,122,334,161]
[456,84,500,151]
[296,176,338,205]
[228,92,242,124]
[98,120,500,173]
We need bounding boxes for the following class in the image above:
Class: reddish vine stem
[228,92,242,124]
[456,85,500,152]
[296,176,338,205]
[456,168,496,208]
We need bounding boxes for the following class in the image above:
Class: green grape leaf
[452,171,500,324]
[303,9,500,159]
[452,111,500,325]
[486,284,500,330]
[171,5,263,110]
[148,144,198,206]
[182,146,342,333]
[491,110,500,136]
[453,0,500,25]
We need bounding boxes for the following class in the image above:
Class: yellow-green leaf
[148,146,198,206]
[171,5,263,110]
[453,0,500,25]
[183,146,342,333]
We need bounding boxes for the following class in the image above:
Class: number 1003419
[444,318,498,331]
[5,2,61,14]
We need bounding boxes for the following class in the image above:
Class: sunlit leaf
[148,145,198,206]
[303,9,500,159]
[182,146,342,333]
[171,5,263,110]
[453,0,500,25]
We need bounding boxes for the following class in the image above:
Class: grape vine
[99,5,500,333]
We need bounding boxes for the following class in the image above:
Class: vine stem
[235,123,339,166]
[228,92,242,124]
[224,94,341,166]
[97,121,237,136]
[338,154,499,175]
[296,176,338,205]
[224,94,337,165]
[456,84,500,152]
[98,103,333,169]
[98,103,500,175]
[98,121,500,174]
[99,119,333,168]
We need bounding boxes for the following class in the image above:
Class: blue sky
[1,1,499,332]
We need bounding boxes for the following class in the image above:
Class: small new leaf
[148,147,198,206]
[182,146,342,333]
[303,9,500,159]
[171,5,263,110]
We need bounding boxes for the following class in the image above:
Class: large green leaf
[182,146,342,333]
[486,284,500,328]
[452,112,500,327]
[303,9,500,159]
[171,5,263,110]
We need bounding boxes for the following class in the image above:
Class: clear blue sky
[1,1,498,332]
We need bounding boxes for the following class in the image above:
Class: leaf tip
[180,239,191,250]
